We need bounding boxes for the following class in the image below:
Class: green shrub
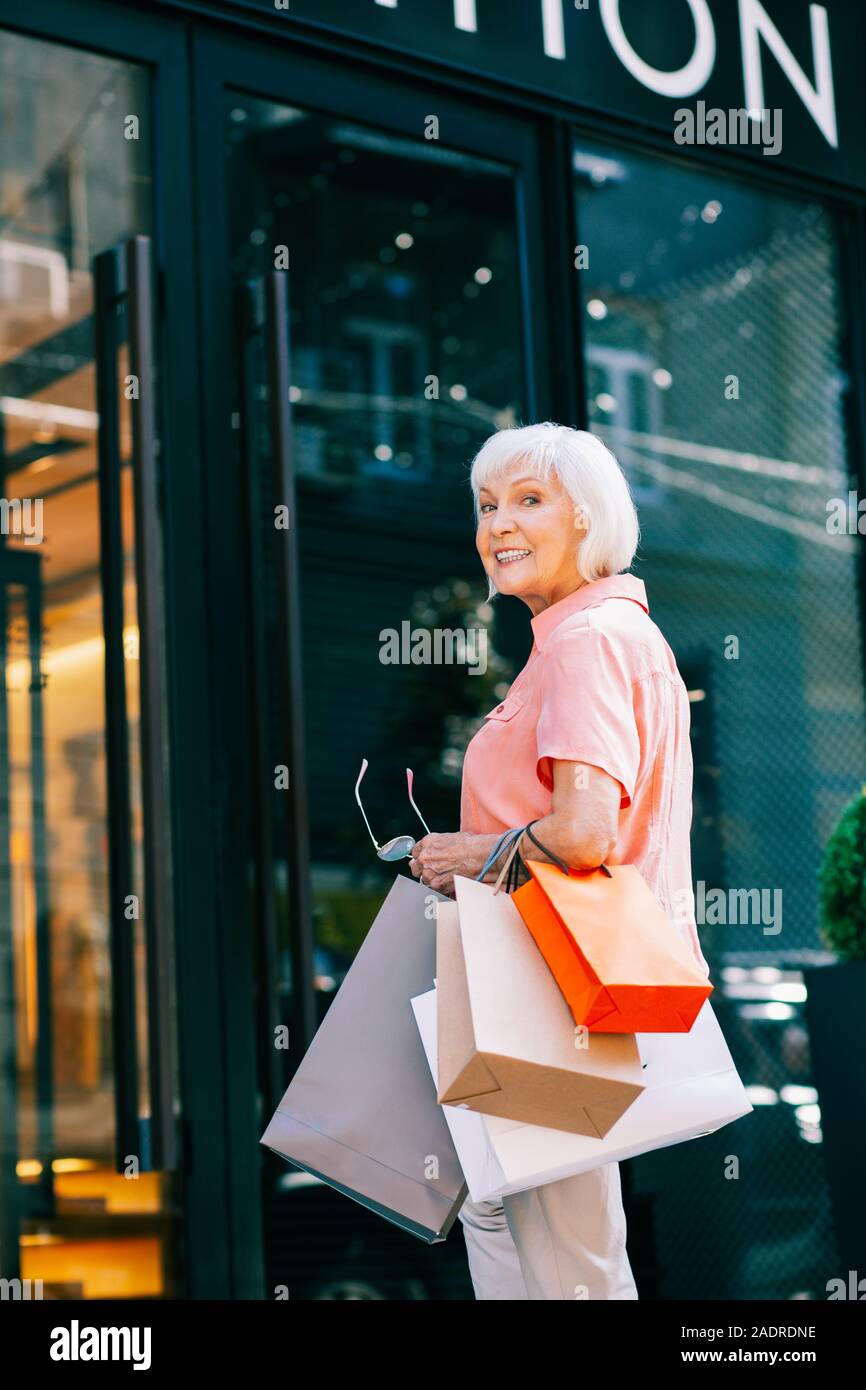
[818,786,866,960]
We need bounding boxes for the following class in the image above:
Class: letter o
[600,0,716,98]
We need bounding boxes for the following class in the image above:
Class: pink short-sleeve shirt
[460,573,709,976]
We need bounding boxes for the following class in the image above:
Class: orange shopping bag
[510,842,712,1032]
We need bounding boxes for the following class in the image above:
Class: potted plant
[803,786,866,1282]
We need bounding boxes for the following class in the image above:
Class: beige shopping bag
[415,987,752,1203]
[436,875,646,1137]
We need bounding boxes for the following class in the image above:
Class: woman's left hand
[408,832,491,896]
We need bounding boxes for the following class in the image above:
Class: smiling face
[476,459,587,614]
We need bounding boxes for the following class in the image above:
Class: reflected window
[1,29,182,1299]
[573,135,858,1301]
[224,98,526,1027]
[573,137,864,958]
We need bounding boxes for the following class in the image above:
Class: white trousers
[458,1162,639,1300]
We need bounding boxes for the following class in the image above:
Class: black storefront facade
[1,0,865,1300]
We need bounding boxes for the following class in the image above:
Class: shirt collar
[530,573,649,650]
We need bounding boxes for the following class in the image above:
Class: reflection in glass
[573,136,859,1300]
[224,98,525,1033]
[0,29,182,1297]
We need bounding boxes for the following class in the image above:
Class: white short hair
[469,421,640,599]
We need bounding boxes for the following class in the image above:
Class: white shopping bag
[411,987,752,1203]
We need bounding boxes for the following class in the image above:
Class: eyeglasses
[355,758,431,860]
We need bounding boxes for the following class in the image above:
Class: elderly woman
[409,421,709,1301]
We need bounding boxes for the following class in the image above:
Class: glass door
[194,32,553,1298]
[0,9,208,1300]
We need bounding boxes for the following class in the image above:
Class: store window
[573,135,862,1298]
[0,28,182,1298]
[224,97,526,1034]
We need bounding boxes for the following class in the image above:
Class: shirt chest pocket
[483,693,525,724]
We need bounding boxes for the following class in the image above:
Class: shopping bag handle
[491,820,563,896]
[521,820,614,880]
[480,820,614,897]
[475,827,523,882]
[477,821,568,888]
[492,834,524,896]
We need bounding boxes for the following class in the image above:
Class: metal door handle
[94,236,178,1172]
[237,272,316,1113]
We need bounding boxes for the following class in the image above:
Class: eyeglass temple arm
[406,768,431,835]
[354,759,382,851]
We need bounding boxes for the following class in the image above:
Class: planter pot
[803,958,866,1281]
